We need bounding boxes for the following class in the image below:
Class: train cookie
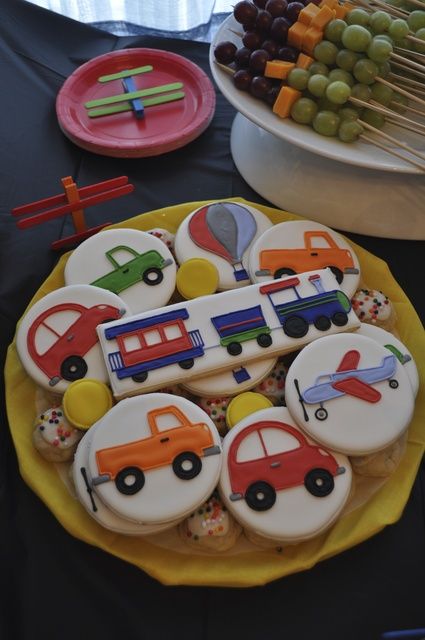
[248,220,360,297]
[285,333,416,456]
[174,202,272,290]
[64,228,176,314]
[97,268,360,400]
[219,406,352,542]
[16,284,129,393]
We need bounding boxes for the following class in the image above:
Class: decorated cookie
[219,406,352,542]
[249,220,360,298]
[85,394,222,525]
[350,431,408,478]
[97,268,360,400]
[33,406,82,462]
[226,392,273,429]
[253,359,288,405]
[179,492,242,552]
[174,202,273,290]
[64,228,176,314]
[351,288,396,331]
[285,333,415,456]
[176,258,219,300]
[63,379,113,430]
[181,357,278,398]
[356,323,419,398]
[16,284,128,394]
[147,227,175,254]
[73,425,181,535]
[195,396,230,435]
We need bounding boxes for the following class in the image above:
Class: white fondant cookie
[33,406,82,462]
[174,202,272,291]
[97,269,360,400]
[86,394,222,525]
[16,284,128,394]
[64,228,176,314]
[356,323,419,398]
[285,333,415,456]
[147,228,175,253]
[249,220,360,298]
[219,406,352,542]
[74,425,181,535]
[181,357,277,398]
[351,288,395,330]
[178,492,242,552]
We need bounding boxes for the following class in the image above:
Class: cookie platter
[5,200,424,587]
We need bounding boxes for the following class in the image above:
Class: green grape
[339,106,362,121]
[317,97,341,112]
[290,97,319,124]
[313,40,339,65]
[414,27,425,53]
[387,0,405,7]
[309,61,329,76]
[351,82,372,101]
[362,108,386,128]
[374,34,394,45]
[407,10,425,32]
[346,8,370,27]
[391,92,408,112]
[367,37,393,63]
[336,49,361,71]
[326,81,351,104]
[369,11,392,34]
[308,73,331,97]
[328,68,355,86]
[288,68,311,90]
[370,82,394,105]
[313,110,341,136]
[338,120,364,142]
[388,18,409,41]
[394,37,412,50]
[341,25,373,52]
[377,61,391,78]
[325,19,347,44]
[353,58,379,84]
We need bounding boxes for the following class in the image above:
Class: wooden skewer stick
[406,33,425,47]
[358,118,425,162]
[375,75,425,108]
[369,100,425,135]
[394,81,425,97]
[404,0,425,9]
[214,61,235,76]
[360,133,425,171]
[395,47,425,63]
[350,96,425,133]
[390,100,425,117]
[389,72,425,90]
[228,28,244,38]
[390,60,425,82]
[386,116,425,136]
[390,52,425,74]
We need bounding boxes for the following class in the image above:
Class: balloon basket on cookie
[5,199,425,587]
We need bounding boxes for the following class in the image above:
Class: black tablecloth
[1,2,424,639]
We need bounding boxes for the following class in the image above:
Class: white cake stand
[210,16,425,240]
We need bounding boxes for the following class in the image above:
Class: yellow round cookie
[176,258,219,299]
[226,391,273,429]
[63,379,113,430]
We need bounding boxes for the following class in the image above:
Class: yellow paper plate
[5,199,425,587]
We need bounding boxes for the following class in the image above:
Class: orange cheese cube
[334,3,351,18]
[272,86,302,118]
[265,60,296,79]
[296,53,314,69]
[310,5,336,29]
[288,22,308,48]
[302,26,323,55]
[320,0,338,8]
[298,3,321,25]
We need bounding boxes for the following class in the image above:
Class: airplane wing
[336,350,361,372]
[332,377,382,403]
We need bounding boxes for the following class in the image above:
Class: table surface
[1,2,424,639]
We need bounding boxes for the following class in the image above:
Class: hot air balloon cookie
[174,202,272,291]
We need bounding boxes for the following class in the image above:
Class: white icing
[183,495,230,539]
[351,289,393,324]
[73,424,181,535]
[64,228,176,315]
[86,394,222,524]
[97,268,360,400]
[35,407,81,449]
[355,324,419,398]
[219,406,352,542]
[16,285,129,393]
[248,220,361,298]
[174,202,272,291]
[285,333,415,456]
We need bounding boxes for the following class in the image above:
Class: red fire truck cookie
[97,268,360,400]
[219,406,352,542]
[248,220,360,298]
[85,394,222,525]
[16,284,129,393]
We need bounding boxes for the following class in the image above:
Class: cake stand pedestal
[230,112,425,240]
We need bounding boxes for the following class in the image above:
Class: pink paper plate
[56,48,216,158]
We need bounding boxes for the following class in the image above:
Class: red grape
[265,0,288,18]
[255,9,273,33]
[270,16,290,42]
[285,2,304,23]
[249,48,271,74]
[253,0,268,7]
[265,85,281,104]
[277,45,299,61]
[233,69,254,90]
[250,75,273,98]
[261,38,280,57]
[214,41,237,64]
[235,46,252,68]
[242,30,263,49]
[234,1,258,25]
